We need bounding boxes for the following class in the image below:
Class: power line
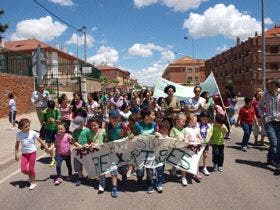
[32,0,78,31]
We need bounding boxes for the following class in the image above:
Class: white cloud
[91,27,98,32]
[11,16,67,42]
[134,0,158,8]
[88,46,119,65]
[48,0,74,6]
[216,44,229,53]
[264,17,274,25]
[134,0,204,12]
[131,49,175,86]
[183,4,261,41]
[65,33,95,47]
[128,43,163,57]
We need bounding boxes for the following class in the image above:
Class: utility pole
[261,0,266,92]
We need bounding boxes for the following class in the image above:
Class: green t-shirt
[41,108,61,130]
[90,129,106,145]
[169,126,185,139]
[210,124,228,145]
[72,127,92,145]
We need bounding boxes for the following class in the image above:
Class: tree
[0,9,8,41]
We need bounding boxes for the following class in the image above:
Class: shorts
[44,129,56,144]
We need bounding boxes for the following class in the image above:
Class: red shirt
[238,105,256,125]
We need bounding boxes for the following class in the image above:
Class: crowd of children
[13,84,274,196]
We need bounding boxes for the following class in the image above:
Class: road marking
[0,153,46,185]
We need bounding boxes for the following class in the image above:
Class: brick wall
[0,74,35,118]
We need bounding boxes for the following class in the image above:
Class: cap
[72,116,85,129]
[109,109,120,118]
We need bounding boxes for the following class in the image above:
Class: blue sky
[2,0,280,85]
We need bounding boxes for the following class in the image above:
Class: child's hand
[15,154,20,161]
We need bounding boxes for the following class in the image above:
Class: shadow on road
[227,144,268,152]
[235,159,275,172]
[37,157,51,165]
[10,180,29,189]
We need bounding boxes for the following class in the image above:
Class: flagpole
[210,72,232,129]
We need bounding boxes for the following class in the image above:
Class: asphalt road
[0,126,279,210]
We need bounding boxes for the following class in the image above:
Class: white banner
[153,71,219,99]
[72,135,204,177]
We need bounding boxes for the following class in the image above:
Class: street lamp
[77,26,87,63]
[184,36,194,59]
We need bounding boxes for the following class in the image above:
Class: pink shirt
[55,133,71,155]
[59,104,71,120]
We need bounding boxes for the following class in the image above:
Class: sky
[1,0,280,85]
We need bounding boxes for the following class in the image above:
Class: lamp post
[184,36,194,59]
[261,0,266,92]
[77,26,87,63]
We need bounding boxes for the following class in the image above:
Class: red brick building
[4,38,81,78]
[162,56,205,85]
[97,65,131,91]
[205,25,280,96]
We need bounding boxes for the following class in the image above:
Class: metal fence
[0,47,32,76]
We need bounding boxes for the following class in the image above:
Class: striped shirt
[258,91,280,122]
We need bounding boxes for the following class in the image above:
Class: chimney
[236,36,241,45]
[255,31,258,37]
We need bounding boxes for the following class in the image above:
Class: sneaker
[201,167,210,176]
[75,178,81,186]
[54,177,63,185]
[241,146,247,152]
[156,186,163,193]
[181,177,188,186]
[29,183,37,190]
[218,167,223,172]
[213,164,218,171]
[49,159,56,167]
[170,167,177,176]
[147,187,154,194]
[98,185,105,193]
[193,174,202,183]
[111,187,118,198]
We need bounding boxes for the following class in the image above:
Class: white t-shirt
[86,101,100,117]
[186,97,206,116]
[16,130,39,154]
[9,99,16,111]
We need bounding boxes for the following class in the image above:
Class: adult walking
[252,88,266,145]
[259,79,280,173]
[31,85,51,124]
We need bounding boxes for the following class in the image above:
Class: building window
[195,76,198,82]
[187,76,192,81]
[270,47,278,54]
[187,68,192,72]
[271,63,279,70]
[195,68,199,72]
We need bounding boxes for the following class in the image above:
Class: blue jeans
[137,165,164,189]
[264,121,280,164]
[55,154,72,177]
[241,123,253,148]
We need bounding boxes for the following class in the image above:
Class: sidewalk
[0,111,40,170]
